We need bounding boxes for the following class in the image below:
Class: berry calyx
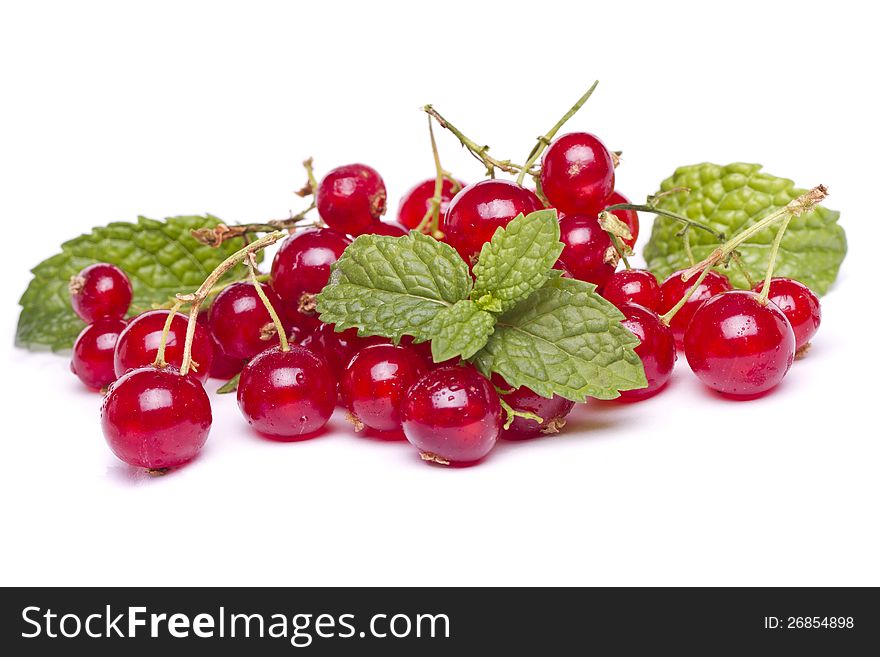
[495,379,575,440]
[684,290,796,398]
[617,303,676,401]
[70,318,127,389]
[539,132,615,217]
[68,263,133,323]
[208,281,289,360]
[658,269,732,348]
[752,277,821,354]
[270,228,351,333]
[114,309,214,381]
[606,190,639,248]
[237,345,336,438]
[603,269,661,311]
[401,365,502,465]
[397,178,461,231]
[557,213,617,289]
[101,366,212,470]
[316,164,387,235]
[340,344,427,433]
[443,179,542,263]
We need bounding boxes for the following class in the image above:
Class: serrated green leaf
[430,300,496,362]
[643,163,846,295]
[472,277,646,402]
[16,215,251,351]
[316,231,472,342]
[472,209,564,313]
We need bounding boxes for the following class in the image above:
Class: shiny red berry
[401,365,502,465]
[495,378,575,440]
[340,344,427,433]
[270,228,351,333]
[367,220,409,237]
[196,311,246,380]
[603,269,661,311]
[658,269,732,348]
[444,179,542,264]
[557,213,616,289]
[605,190,639,249]
[237,345,336,438]
[69,263,133,322]
[299,323,389,379]
[752,278,821,352]
[684,291,796,398]
[617,303,676,401]
[316,164,387,235]
[114,309,214,381]
[101,366,212,469]
[70,318,127,389]
[397,178,462,231]
[208,282,288,360]
[540,132,614,217]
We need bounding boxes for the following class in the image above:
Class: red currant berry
[401,365,502,465]
[603,269,661,311]
[101,366,212,469]
[316,164,387,235]
[299,323,389,379]
[397,178,462,231]
[617,303,676,401]
[70,318,127,389]
[752,278,821,353]
[684,291,796,398]
[270,228,351,333]
[196,311,246,380]
[557,213,617,289]
[540,132,615,216]
[208,282,289,360]
[367,220,409,237]
[605,190,639,249]
[444,179,542,263]
[69,263,133,323]
[340,344,427,433]
[494,378,574,440]
[237,345,336,438]
[114,310,214,381]
[658,269,732,348]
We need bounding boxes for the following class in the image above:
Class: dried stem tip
[787,184,828,216]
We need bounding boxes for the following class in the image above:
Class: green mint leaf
[430,300,496,362]
[16,215,251,351]
[472,209,564,313]
[316,231,472,342]
[644,163,846,295]
[472,277,646,402]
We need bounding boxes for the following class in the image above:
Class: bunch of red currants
[69,131,823,472]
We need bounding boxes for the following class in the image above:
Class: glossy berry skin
[368,220,410,237]
[617,303,677,401]
[752,278,821,352]
[605,190,639,249]
[658,269,733,348]
[69,263,133,323]
[540,132,615,217]
[101,366,211,469]
[208,282,288,360]
[444,179,543,263]
[114,310,214,382]
[271,228,351,333]
[340,344,427,433]
[603,269,661,311]
[494,378,575,440]
[557,213,616,289]
[299,323,389,379]
[196,311,246,379]
[70,318,127,389]
[401,365,502,465]
[316,164,387,236]
[237,345,336,438]
[684,291,796,399]
[397,178,462,231]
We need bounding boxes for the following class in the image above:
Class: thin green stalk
[152,300,183,368]
[757,214,793,303]
[247,253,289,351]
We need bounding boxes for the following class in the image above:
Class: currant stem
[415,115,448,238]
[757,214,793,303]
[515,80,599,186]
[177,230,288,376]
[191,202,317,247]
[604,203,725,241]
[498,397,544,431]
[422,105,526,178]
[246,253,289,352]
[152,300,183,369]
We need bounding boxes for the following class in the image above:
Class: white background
[1,0,877,586]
